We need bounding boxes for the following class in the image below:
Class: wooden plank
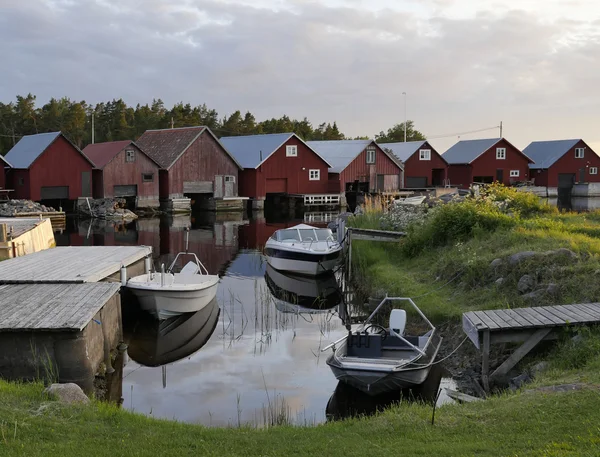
[530,306,565,325]
[575,303,600,319]
[32,285,94,330]
[15,286,77,329]
[67,287,120,331]
[490,309,522,328]
[545,305,584,324]
[560,304,598,322]
[482,310,512,329]
[471,311,500,330]
[503,308,537,327]
[10,284,74,328]
[482,329,491,392]
[539,306,576,324]
[462,313,481,349]
[445,389,482,403]
[464,311,486,328]
[515,307,552,327]
[490,328,553,380]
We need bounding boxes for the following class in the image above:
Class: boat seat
[389,309,406,336]
[180,261,199,275]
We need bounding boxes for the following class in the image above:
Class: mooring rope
[410,335,471,368]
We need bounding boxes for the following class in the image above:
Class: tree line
[0,94,426,155]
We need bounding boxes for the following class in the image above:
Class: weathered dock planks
[463,302,600,390]
[0,283,121,331]
[0,246,151,283]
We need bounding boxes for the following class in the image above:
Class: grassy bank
[1,370,600,457]
[349,186,600,321]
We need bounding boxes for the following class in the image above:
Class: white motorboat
[264,224,342,276]
[324,297,442,396]
[126,230,220,320]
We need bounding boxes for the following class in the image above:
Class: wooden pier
[0,245,151,283]
[463,303,600,390]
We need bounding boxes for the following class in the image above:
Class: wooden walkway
[463,303,600,390]
[0,283,121,331]
[0,246,151,283]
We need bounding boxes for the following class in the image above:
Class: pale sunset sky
[1,0,599,152]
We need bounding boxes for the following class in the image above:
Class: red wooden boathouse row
[220,133,338,210]
[379,140,448,188]
[5,132,94,205]
[136,126,244,213]
[83,140,161,209]
[442,138,533,189]
[307,140,404,195]
[522,139,600,195]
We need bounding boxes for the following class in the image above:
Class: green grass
[1,377,600,457]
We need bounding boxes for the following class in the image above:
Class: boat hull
[327,365,433,396]
[264,249,341,276]
[128,280,219,320]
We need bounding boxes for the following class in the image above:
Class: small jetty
[463,303,600,390]
[0,217,55,259]
[0,245,152,392]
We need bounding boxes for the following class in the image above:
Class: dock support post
[347,229,352,283]
[120,265,127,286]
[144,256,151,274]
[490,328,552,381]
[481,329,490,392]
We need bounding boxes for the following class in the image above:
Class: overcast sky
[1,0,599,151]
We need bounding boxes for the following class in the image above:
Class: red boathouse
[5,132,94,203]
[380,140,447,188]
[83,140,161,209]
[443,138,533,189]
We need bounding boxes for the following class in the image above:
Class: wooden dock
[463,303,600,390]
[347,227,406,242]
[0,283,121,331]
[0,246,151,283]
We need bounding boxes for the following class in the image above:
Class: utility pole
[403,92,407,142]
[171,117,174,129]
[91,112,95,144]
[499,121,503,138]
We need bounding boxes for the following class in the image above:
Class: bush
[477,182,555,217]
[401,200,514,257]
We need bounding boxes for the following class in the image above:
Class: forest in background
[0,94,425,155]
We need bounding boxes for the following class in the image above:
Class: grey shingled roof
[307,140,402,173]
[442,138,504,164]
[379,140,429,162]
[5,132,62,168]
[136,126,242,170]
[220,133,331,169]
[523,139,582,169]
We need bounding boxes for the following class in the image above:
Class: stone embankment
[79,198,138,220]
[0,200,58,216]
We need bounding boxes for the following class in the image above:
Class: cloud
[1,0,599,151]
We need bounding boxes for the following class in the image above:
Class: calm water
[57,212,454,427]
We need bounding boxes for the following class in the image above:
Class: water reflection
[123,299,220,368]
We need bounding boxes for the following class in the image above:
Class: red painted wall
[337,143,403,193]
[9,170,30,199]
[0,166,6,189]
[9,135,93,200]
[470,139,531,186]
[238,137,331,198]
[101,144,160,199]
[167,131,239,198]
[447,165,472,189]
[403,141,447,186]
[532,141,600,187]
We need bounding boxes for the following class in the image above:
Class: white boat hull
[265,254,340,276]
[127,272,220,320]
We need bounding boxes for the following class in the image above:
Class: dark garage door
[114,185,138,197]
[405,177,427,188]
[40,186,69,200]
[558,173,575,189]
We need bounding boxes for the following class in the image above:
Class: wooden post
[0,224,6,243]
[490,328,552,381]
[347,229,352,283]
[481,329,490,392]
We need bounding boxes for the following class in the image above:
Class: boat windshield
[314,229,333,241]
[299,229,317,241]
[278,229,301,241]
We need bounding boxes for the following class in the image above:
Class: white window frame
[496,148,506,160]
[575,148,585,158]
[366,146,376,164]
[286,145,298,157]
[590,167,598,175]
[126,149,135,162]
[509,170,520,178]
[224,175,236,183]
[309,169,320,181]
[419,149,431,161]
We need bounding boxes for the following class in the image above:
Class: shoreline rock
[0,199,58,216]
[79,198,138,220]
